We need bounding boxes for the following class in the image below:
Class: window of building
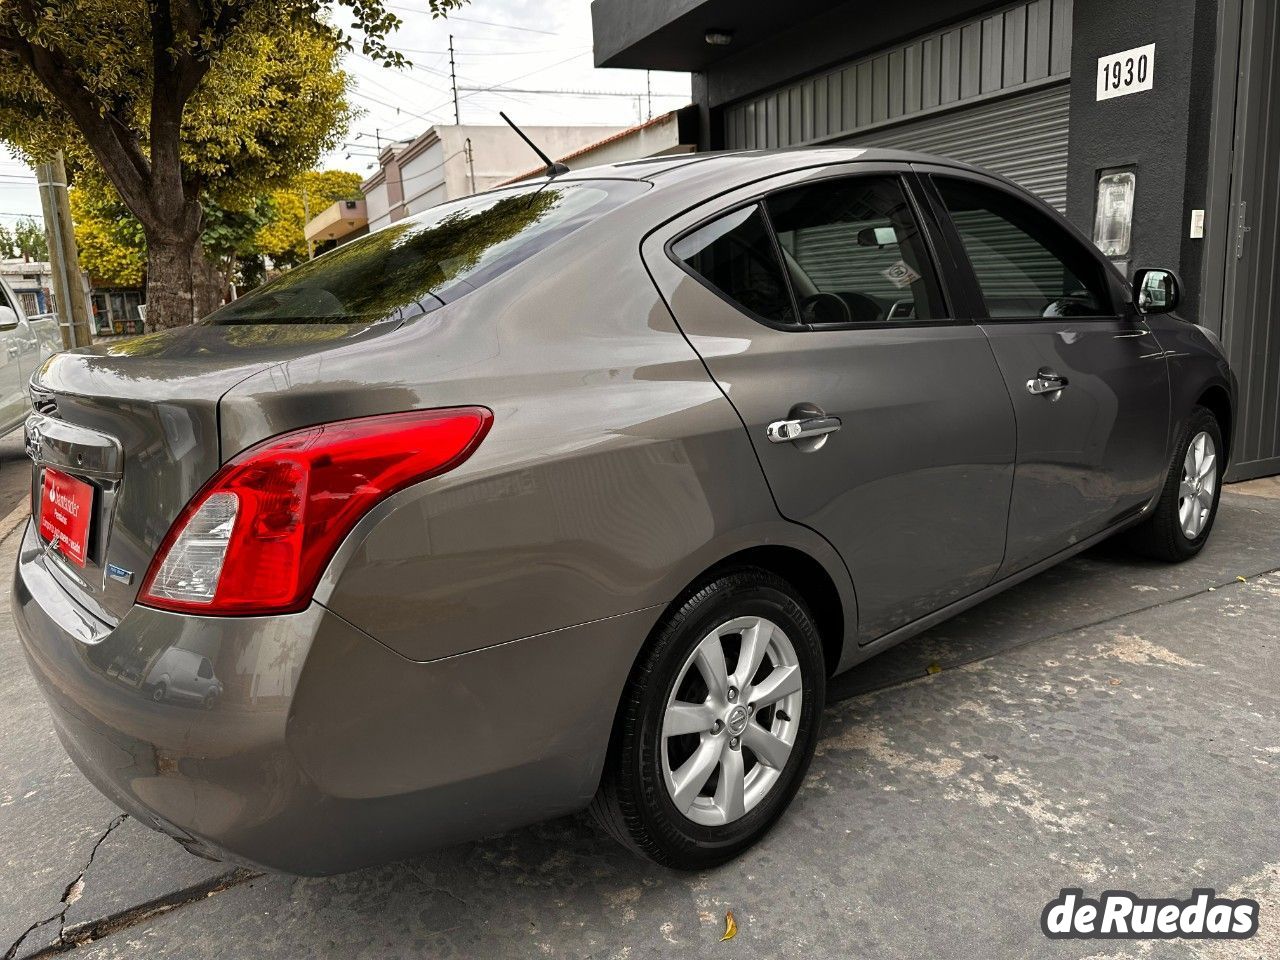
[935,177,1114,319]
[765,175,946,325]
[672,204,798,327]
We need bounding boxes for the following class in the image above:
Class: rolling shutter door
[839,84,1072,213]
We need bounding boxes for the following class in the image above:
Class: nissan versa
[15,149,1234,874]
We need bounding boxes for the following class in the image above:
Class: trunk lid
[26,322,386,625]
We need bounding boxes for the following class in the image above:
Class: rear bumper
[13,520,657,874]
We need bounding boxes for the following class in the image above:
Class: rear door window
[671,204,798,327]
[765,175,946,325]
[205,180,648,326]
[934,176,1114,319]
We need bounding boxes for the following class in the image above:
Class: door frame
[1202,0,1280,480]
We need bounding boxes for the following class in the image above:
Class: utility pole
[301,185,315,260]
[646,70,653,120]
[449,34,460,124]
[35,152,91,349]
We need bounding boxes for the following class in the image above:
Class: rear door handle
[1026,373,1069,397]
[766,415,842,444]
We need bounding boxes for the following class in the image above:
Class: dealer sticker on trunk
[39,468,93,568]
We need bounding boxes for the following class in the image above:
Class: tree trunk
[143,231,223,330]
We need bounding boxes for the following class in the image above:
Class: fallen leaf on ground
[720,911,737,942]
[926,662,942,675]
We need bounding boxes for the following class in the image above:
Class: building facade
[592,0,1280,480]
[501,107,700,184]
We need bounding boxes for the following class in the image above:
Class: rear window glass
[205,180,647,326]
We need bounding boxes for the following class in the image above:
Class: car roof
[521,147,1000,188]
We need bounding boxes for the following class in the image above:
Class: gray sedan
[14,148,1234,874]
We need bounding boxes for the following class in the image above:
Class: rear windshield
[204,179,647,326]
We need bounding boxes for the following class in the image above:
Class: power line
[383,7,560,35]
[421,50,589,116]
[458,86,687,99]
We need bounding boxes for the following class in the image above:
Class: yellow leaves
[719,910,737,942]
[183,23,353,199]
[255,169,364,267]
[69,181,145,287]
[1,7,353,224]
[926,662,943,675]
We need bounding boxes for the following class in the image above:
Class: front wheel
[591,569,825,869]
[1125,405,1224,561]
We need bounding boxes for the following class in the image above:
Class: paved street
[2,481,1277,960]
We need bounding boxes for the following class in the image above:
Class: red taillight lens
[139,407,492,615]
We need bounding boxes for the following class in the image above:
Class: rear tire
[591,568,825,869]
[1125,406,1224,562]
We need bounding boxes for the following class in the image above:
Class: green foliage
[14,217,47,260]
[0,17,358,208]
[0,0,467,326]
[71,175,274,287]
[256,169,365,268]
[0,217,49,261]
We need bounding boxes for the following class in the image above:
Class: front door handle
[1026,372,1069,397]
[766,415,842,444]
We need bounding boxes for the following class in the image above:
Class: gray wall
[719,0,1073,153]
[699,0,1013,109]
[1064,0,1219,319]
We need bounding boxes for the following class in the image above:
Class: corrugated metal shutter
[838,84,1071,213]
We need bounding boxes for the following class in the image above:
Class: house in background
[303,198,369,258]
[500,106,700,184]
[360,123,629,231]
[305,115,700,247]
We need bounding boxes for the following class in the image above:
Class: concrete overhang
[303,199,368,244]
[591,0,845,70]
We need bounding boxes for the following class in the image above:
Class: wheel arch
[695,545,846,677]
[1196,384,1233,466]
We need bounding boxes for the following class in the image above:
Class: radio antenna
[499,111,570,178]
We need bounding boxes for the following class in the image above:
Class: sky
[0,0,690,226]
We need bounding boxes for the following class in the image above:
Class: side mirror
[0,306,18,330]
[1133,268,1181,315]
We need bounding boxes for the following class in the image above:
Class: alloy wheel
[660,616,803,827]
[1178,430,1218,539]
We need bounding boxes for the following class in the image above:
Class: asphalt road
[2,483,1278,959]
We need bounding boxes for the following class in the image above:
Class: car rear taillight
[139,407,492,615]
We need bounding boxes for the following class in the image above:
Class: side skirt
[836,509,1149,675]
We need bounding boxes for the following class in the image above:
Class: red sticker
[39,468,94,567]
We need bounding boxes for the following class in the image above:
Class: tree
[0,0,464,329]
[72,173,275,293]
[0,217,49,261]
[13,215,47,261]
[256,169,364,269]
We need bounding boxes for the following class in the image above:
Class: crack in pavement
[4,815,128,960]
[21,868,259,958]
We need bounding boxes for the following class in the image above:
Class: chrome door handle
[1026,373,1069,396]
[766,415,842,444]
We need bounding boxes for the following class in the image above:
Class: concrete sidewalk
[2,487,1278,960]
